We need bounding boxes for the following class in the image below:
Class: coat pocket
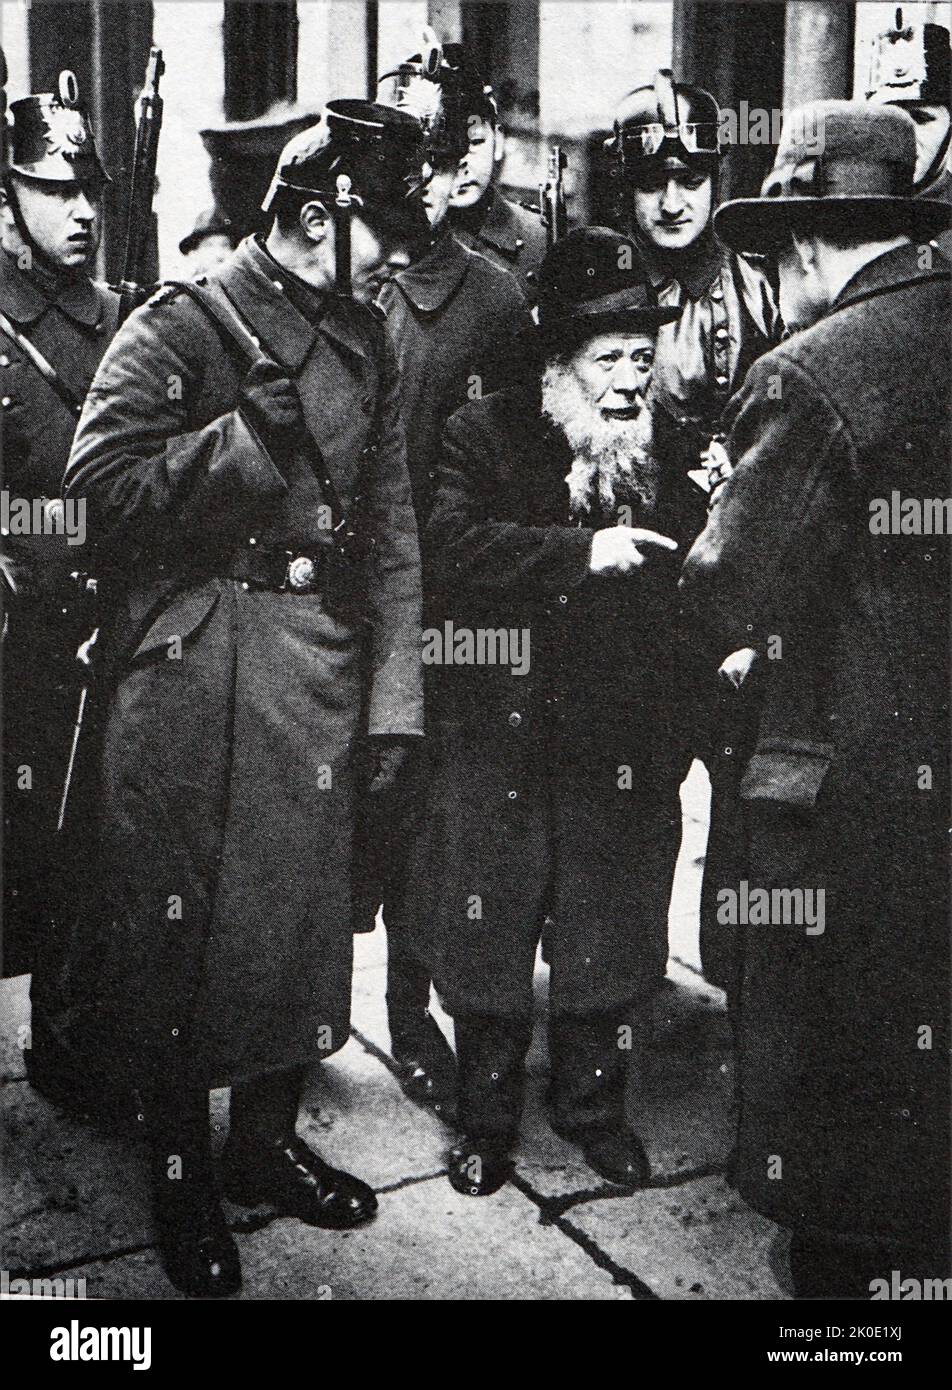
[130,582,221,663]
[739,737,834,811]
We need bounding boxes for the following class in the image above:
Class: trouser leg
[548,1005,635,1137]
[386,926,438,1058]
[453,1012,534,1150]
[229,1066,304,1148]
[145,1083,217,1221]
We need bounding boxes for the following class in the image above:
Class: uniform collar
[393,227,470,313]
[832,240,950,315]
[0,247,104,326]
[215,236,373,373]
[469,188,524,256]
[641,232,725,301]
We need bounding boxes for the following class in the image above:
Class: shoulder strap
[166,278,358,542]
[0,306,84,418]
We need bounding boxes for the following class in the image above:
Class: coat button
[1,396,12,408]
[508,712,522,727]
[0,355,9,367]
[515,238,524,249]
[507,790,518,800]
[558,594,568,604]
[715,326,729,342]
[248,536,257,545]
[710,285,723,301]
[715,374,728,387]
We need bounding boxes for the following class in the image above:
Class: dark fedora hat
[532,227,680,354]
[715,100,952,254]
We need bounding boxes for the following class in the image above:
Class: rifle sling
[167,278,358,538]
[0,306,84,418]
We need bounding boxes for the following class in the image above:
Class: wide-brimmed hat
[715,100,951,254]
[531,227,680,354]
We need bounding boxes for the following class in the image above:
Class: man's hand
[589,527,678,575]
[240,358,303,434]
[718,646,758,690]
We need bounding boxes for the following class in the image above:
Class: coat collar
[831,241,950,317]
[213,236,375,374]
[641,232,725,302]
[393,228,470,313]
[0,247,107,327]
[473,189,525,256]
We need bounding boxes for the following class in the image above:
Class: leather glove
[239,358,303,435]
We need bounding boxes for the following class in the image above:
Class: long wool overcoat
[681,244,951,1248]
[405,380,708,1019]
[61,236,423,1091]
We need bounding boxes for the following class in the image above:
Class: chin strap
[3,175,80,285]
[333,174,363,299]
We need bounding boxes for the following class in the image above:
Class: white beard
[541,360,660,519]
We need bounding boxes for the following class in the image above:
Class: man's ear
[299,199,331,243]
[789,225,815,274]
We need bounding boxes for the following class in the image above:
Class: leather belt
[226,545,328,594]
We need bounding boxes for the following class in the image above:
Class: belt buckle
[284,553,319,593]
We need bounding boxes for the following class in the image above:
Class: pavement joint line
[508,1169,658,1300]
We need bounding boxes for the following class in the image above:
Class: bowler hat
[532,227,680,353]
[715,100,951,254]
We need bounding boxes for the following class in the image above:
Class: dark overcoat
[450,189,548,297]
[0,250,119,976]
[352,232,529,932]
[680,244,951,1248]
[405,382,708,1018]
[61,236,423,1090]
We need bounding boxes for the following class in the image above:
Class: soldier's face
[348,214,412,304]
[569,331,655,419]
[630,163,713,252]
[897,104,951,182]
[5,175,103,270]
[451,116,501,208]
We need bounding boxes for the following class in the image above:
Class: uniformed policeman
[61,100,428,1298]
[0,74,118,1067]
[866,9,951,255]
[361,41,530,1120]
[443,43,547,294]
[607,71,782,1001]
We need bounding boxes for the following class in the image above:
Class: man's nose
[610,360,642,395]
[659,180,684,215]
[72,191,96,222]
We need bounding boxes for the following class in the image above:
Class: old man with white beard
[404,229,709,1196]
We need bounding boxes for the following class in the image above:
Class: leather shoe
[447,1137,512,1197]
[557,1126,651,1189]
[150,1172,241,1298]
[222,1135,378,1229]
[392,1017,458,1125]
[157,1209,242,1299]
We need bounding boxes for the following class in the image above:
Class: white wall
[152,0,225,277]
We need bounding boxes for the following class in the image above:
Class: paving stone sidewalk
[1,766,792,1300]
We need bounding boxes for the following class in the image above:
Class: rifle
[539,145,567,249]
[1,46,8,169]
[116,46,165,324]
